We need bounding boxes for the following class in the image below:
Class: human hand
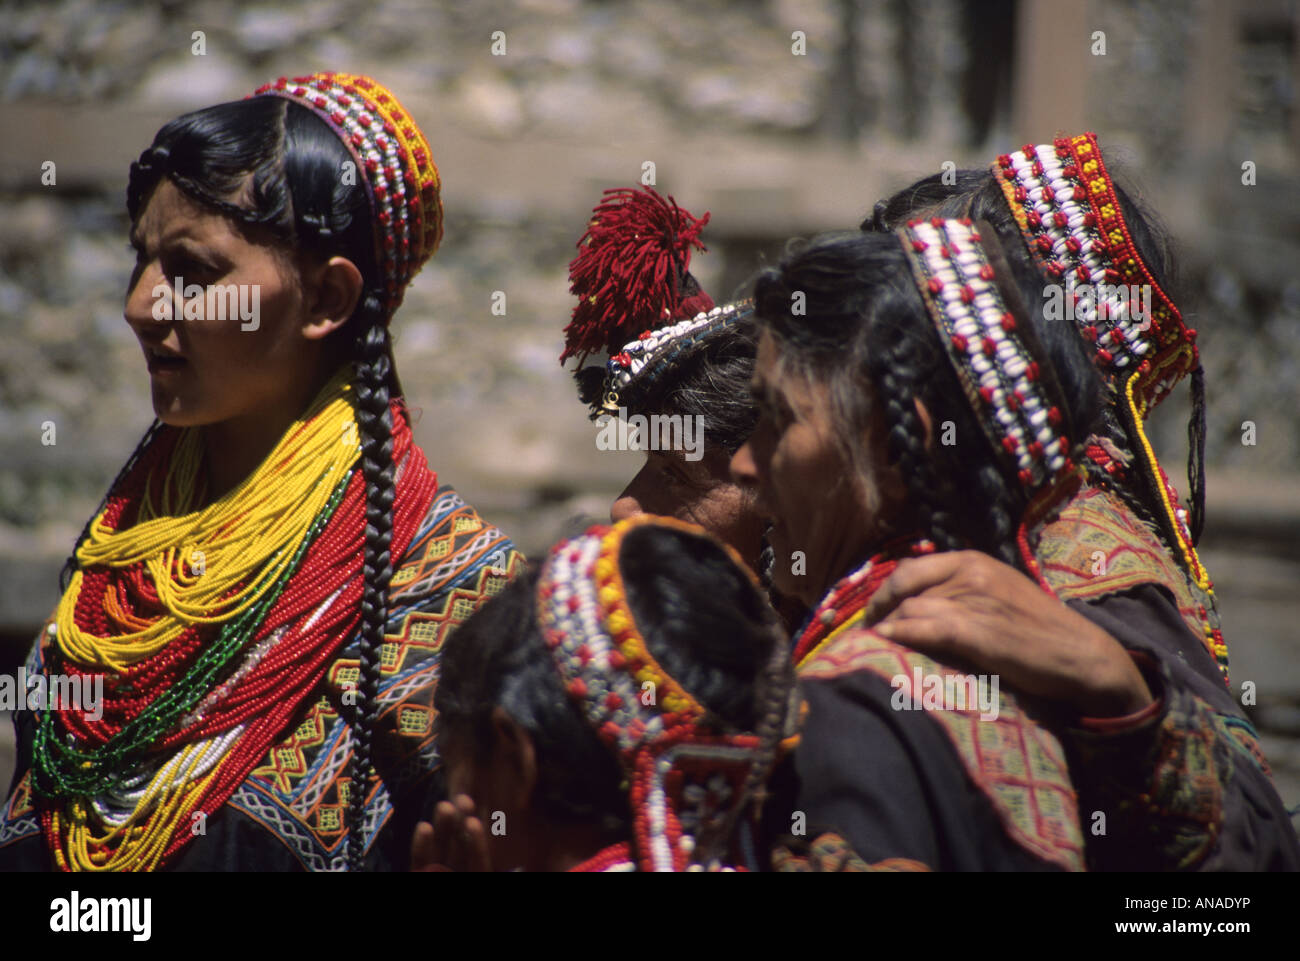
[410,793,492,872]
[863,551,1153,718]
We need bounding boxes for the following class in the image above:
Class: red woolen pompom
[560,186,713,364]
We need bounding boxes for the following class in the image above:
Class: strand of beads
[32,474,352,800]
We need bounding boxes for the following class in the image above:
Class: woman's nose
[730,439,759,489]
[124,261,170,332]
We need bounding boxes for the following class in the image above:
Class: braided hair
[864,166,1206,552]
[751,229,1106,568]
[118,96,400,870]
[434,521,790,868]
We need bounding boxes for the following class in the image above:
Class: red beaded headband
[994,133,1197,415]
[898,217,1075,498]
[995,136,1220,673]
[252,72,443,321]
[536,515,770,871]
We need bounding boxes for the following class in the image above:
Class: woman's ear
[488,705,538,811]
[301,255,363,340]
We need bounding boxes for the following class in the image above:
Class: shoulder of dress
[388,485,527,609]
[798,624,1087,872]
[1036,485,1188,602]
[798,623,928,683]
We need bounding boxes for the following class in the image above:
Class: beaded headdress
[995,133,1211,596]
[594,300,754,417]
[994,133,1196,414]
[252,72,443,321]
[898,217,1076,500]
[560,185,759,423]
[537,515,786,871]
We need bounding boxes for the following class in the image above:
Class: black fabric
[1068,584,1300,871]
[789,663,1067,871]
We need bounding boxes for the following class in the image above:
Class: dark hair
[434,523,789,856]
[66,95,401,870]
[751,227,1105,568]
[864,166,1205,548]
[576,317,760,455]
[435,570,632,839]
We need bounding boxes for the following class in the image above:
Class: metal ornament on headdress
[597,300,755,417]
[898,217,1075,499]
[252,72,443,321]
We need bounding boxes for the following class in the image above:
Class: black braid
[872,356,964,553]
[1187,366,1207,544]
[345,320,397,871]
[59,421,164,593]
[167,171,289,237]
[866,336,1024,567]
[694,615,795,868]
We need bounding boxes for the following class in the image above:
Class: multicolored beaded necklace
[33,368,438,870]
[790,538,937,669]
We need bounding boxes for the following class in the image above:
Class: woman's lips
[144,347,187,373]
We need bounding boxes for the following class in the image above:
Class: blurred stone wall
[2,0,1298,805]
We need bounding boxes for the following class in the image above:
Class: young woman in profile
[0,73,522,872]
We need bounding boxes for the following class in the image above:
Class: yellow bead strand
[56,738,219,872]
[55,368,362,672]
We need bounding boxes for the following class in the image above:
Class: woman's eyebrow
[127,225,210,252]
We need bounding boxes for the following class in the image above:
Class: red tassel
[560,186,713,364]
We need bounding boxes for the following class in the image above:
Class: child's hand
[410,794,492,872]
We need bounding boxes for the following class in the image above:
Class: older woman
[855,135,1300,870]
[732,216,1134,870]
[561,186,768,574]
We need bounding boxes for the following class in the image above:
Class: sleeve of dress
[366,487,527,869]
[1066,584,1300,871]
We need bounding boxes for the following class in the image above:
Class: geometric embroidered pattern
[226,484,524,868]
[1070,684,1240,870]
[800,624,1085,871]
[1034,485,1218,652]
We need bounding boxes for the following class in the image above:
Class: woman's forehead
[132,178,257,240]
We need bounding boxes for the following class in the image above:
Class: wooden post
[1182,0,1236,168]
[1010,0,1089,144]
